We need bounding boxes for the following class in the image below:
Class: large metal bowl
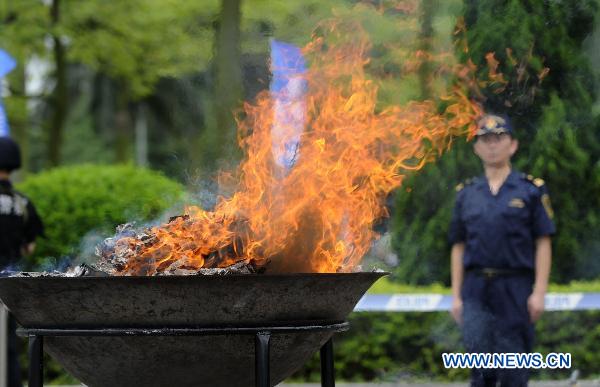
[0,272,385,387]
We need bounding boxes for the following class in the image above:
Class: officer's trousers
[7,313,20,387]
[462,272,534,387]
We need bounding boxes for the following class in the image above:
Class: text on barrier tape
[353,293,600,312]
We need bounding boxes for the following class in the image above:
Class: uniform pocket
[502,205,529,221]
[463,209,483,222]
[463,209,483,237]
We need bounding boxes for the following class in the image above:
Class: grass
[367,276,600,294]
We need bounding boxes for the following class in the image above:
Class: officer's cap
[0,136,22,172]
[476,114,513,137]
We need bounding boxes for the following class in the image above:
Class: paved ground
[53,382,600,387]
[280,382,600,387]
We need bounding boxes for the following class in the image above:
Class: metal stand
[18,322,347,387]
[320,337,335,387]
[255,332,271,387]
[27,335,43,387]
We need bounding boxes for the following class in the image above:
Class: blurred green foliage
[0,0,218,98]
[292,310,600,382]
[392,0,600,284]
[16,164,185,267]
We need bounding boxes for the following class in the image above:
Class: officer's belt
[466,267,533,279]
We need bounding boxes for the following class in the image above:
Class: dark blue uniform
[449,170,555,387]
[0,179,44,387]
[0,180,44,266]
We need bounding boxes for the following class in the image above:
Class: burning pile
[95,222,263,276]
[96,21,482,276]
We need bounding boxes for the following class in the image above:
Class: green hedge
[39,310,600,384]
[292,311,600,382]
[14,164,185,383]
[16,164,185,268]
[289,277,600,382]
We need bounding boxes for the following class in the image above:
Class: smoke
[36,256,74,273]
[362,232,399,271]
[9,191,192,274]
[0,262,26,276]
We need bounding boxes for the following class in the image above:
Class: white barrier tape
[354,293,600,312]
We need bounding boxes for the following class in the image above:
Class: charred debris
[8,216,265,278]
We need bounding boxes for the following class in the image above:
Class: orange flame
[115,20,482,275]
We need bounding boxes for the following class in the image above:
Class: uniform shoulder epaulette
[455,178,474,192]
[522,173,545,187]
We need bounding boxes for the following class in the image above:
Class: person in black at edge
[448,114,556,387]
[0,137,44,387]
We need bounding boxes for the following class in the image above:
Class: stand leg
[320,338,334,387]
[28,335,43,387]
[255,331,271,387]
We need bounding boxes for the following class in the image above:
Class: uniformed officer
[0,137,44,387]
[448,114,555,387]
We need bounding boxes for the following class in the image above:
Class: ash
[7,260,262,278]
[5,263,109,278]
[93,222,156,275]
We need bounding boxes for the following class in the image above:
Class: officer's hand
[451,297,463,325]
[527,292,545,323]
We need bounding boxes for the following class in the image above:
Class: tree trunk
[6,54,29,177]
[418,0,435,100]
[135,102,148,167]
[211,0,243,166]
[114,89,132,163]
[48,0,67,167]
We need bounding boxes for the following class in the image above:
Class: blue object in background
[269,40,307,173]
[0,49,17,136]
[0,49,16,78]
[0,103,10,136]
